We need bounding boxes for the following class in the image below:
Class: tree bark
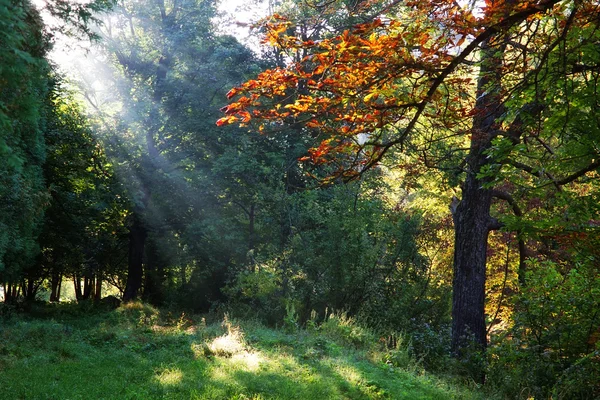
[73,274,83,301]
[82,275,94,300]
[143,238,164,305]
[24,278,36,301]
[451,174,493,353]
[123,214,147,302]
[4,283,13,303]
[248,203,256,272]
[451,36,506,376]
[94,272,102,302]
[49,270,62,302]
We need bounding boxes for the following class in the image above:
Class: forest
[0,0,599,398]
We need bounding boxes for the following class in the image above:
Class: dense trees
[0,0,120,300]
[218,0,600,381]
[0,0,50,301]
[2,0,599,396]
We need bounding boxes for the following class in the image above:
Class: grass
[0,302,484,399]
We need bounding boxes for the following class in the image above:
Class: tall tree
[87,0,268,304]
[41,85,126,303]
[218,0,600,370]
[0,0,116,302]
[0,0,50,300]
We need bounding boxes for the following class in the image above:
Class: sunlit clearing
[154,367,183,386]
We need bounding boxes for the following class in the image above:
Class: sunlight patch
[155,367,183,386]
[332,362,363,384]
[209,332,245,356]
[230,351,262,371]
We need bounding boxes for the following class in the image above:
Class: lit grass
[0,303,484,399]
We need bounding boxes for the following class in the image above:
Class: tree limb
[491,189,527,285]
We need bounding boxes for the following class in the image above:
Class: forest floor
[0,302,485,399]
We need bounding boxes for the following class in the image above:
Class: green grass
[0,303,484,399]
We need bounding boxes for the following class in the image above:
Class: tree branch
[555,159,600,186]
[491,189,523,217]
[491,189,528,285]
[358,0,562,175]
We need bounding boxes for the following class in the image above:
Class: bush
[488,259,600,398]
[117,301,160,326]
[222,268,285,325]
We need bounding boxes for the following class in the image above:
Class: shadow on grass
[0,306,475,400]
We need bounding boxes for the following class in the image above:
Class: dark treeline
[1,0,599,398]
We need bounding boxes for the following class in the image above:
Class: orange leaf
[226,88,239,99]
[216,116,237,127]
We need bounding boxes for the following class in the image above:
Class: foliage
[488,258,600,399]
[217,0,600,380]
[0,0,49,283]
[39,84,127,301]
[320,311,376,349]
[3,0,600,397]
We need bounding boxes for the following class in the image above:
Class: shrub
[488,259,600,398]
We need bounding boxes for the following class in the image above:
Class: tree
[87,0,270,305]
[41,84,126,303]
[89,0,221,302]
[0,0,51,301]
[218,0,600,370]
[0,0,116,302]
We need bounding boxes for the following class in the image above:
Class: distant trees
[41,88,126,303]
[89,0,271,304]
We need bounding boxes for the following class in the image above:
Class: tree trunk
[143,238,164,305]
[451,174,493,353]
[248,203,256,272]
[24,278,36,302]
[4,283,12,303]
[82,275,94,300]
[123,214,147,302]
[73,274,83,301]
[50,270,62,302]
[94,272,102,302]
[451,36,506,380]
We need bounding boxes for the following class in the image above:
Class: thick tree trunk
[123,215,147,302]
[451,174,493,353]
[451,36,506,378]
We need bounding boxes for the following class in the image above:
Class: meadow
[0,302,483,400]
